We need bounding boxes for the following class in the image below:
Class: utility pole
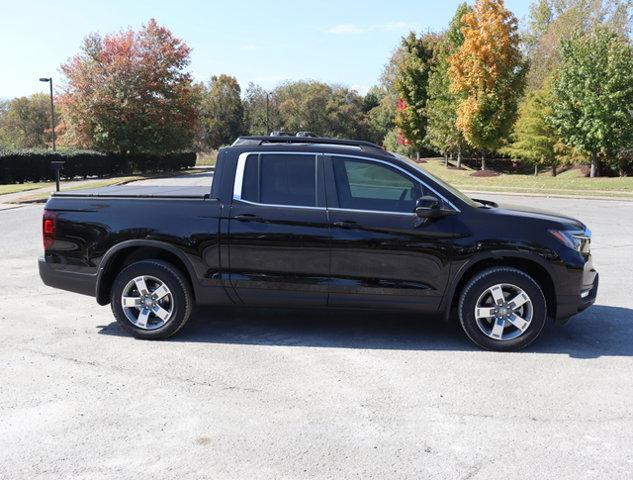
[39,77,56,151]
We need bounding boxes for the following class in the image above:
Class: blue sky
[0,0,531,99]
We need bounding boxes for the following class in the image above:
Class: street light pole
[39,77,56,151]
[265,91,270,135]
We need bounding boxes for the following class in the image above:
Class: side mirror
[414,195,440,218]
[413,196,456,222]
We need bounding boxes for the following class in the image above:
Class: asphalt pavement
[1,190,632,480]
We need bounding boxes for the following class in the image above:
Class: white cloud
[325,21,414,35]
[241,43,260,51]
[325,23,367,34]
[383,21,414,31]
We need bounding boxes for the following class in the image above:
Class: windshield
[391,153,483,208]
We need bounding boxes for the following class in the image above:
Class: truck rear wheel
[458,267,547,351]
[110,260,193,340]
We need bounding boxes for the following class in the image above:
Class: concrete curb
[463,189,633,202]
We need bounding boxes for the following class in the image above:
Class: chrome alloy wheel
[474,283,533,341]
[121,275,174,330]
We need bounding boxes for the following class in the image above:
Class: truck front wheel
[458,267,548,351]
[110,260,193,340]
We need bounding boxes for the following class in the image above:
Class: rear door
[228,152,330,306]
[325,154,459,311]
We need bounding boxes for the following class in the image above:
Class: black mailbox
[51,160,65,192]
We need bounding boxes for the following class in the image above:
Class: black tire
[110,260,193,340]
[458,267,547,351]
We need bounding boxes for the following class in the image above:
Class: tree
[271,81,369,139]
[426,3,471,167]
[502,84,561,175]
[363,86,396,145]
[325,86,371,139]
[449,0,526,170]
[243,83,279,136]
[394,32,441,158]
[200,74,244,149]
[242,81,381,141]
[524,0,632,90]
[550,28,633,177]
[59,19,198,153]
[273,81,331,134]
[0,94,55,149]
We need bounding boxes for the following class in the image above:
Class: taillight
[43,210,56,250]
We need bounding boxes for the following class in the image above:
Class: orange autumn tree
[59,19,199,154]
[448,0,525,169]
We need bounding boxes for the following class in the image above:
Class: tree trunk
[590,152,599,178]
[443,151,448,167]
[534,165,538,176]
[457,145,462,169]
[481,154,486,171]
[552,164,557,177]
[416,151,420,162]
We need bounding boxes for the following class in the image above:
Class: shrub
[0,150,196,184]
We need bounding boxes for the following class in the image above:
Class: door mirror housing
[414,195,454,219]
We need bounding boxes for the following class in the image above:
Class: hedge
[0,150,196,184]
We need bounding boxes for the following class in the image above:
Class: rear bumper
[555,272,599,324]
[38,257,97,297]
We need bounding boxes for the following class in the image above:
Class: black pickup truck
[39,136,598,350]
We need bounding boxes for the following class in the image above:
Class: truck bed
[52,185,210,199]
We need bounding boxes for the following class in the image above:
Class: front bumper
[38,256,97,297]
[555,271,599,324]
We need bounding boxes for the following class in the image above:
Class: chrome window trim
[232,151,461,214]
[233,151,321,209]
[328,207,413,216]
[232,152,249,201]
[234,197,326,211]
[327,153,460,212]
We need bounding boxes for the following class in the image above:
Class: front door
[325,155,459,311]
[228,152,329,306]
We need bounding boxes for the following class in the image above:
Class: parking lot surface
[1,191,632,480]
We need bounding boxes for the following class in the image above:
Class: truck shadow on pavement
[97,304,633,358]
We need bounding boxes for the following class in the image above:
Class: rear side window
[241,154,317,207]
[332,157,425,213]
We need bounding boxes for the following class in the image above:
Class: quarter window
[241,154,317,207]
[332,157,425,213]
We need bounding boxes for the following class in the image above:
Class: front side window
[241,154,317,207]
[332,157,425,213]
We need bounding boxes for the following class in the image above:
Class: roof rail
[232,136,386,153]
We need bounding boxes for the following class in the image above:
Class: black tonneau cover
[52,185,209,199]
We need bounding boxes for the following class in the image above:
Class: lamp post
[39,77,56,151]
[265,91,272,136]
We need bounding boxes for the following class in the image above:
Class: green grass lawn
[416,158,633,198]
[3,175,145,202]
[0,182,50,195]
[196,151,217,167]
[0,175,148,197]
[1,167,203,201]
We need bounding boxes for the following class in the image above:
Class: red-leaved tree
[59,19,198,153]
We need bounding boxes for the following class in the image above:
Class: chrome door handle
[333,220,358,229]
[234,214,260,222]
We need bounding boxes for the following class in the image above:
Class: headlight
[549,229,591,254]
